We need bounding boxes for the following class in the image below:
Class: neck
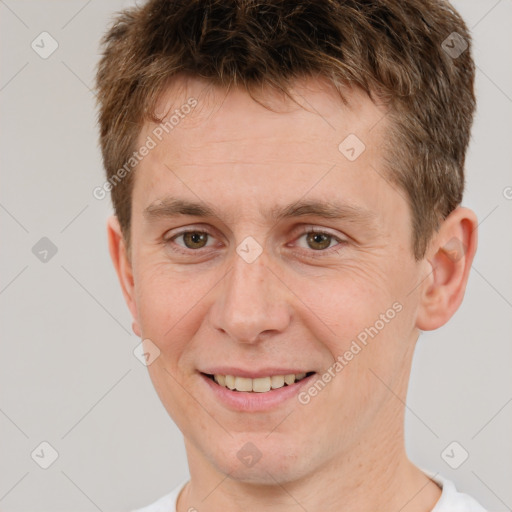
[178,416,441,512]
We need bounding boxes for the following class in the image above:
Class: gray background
[0,1,511,511]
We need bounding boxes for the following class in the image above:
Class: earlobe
[106,215,141,336]
[132,320,141,338]
[415,207,478,331]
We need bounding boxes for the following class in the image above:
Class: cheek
[292,263,415,391]
[291,265,398,342]
[133,263,199,354]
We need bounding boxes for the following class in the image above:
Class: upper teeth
[213,373,307,392]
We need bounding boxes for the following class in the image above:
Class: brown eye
[181,231,209,249]
[305,232,334,250]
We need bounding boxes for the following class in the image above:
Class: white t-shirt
[131,471,486,512]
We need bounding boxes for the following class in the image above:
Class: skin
[107,76,478,512]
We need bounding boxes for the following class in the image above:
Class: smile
[199,370,317,412]
[205,372,314,393]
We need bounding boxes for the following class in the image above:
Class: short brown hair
[95,0,476,259]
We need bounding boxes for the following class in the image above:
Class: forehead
[145,75,388,161]
[133,76,397,227]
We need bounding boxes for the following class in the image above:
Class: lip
[200,367,312,379]
[199,371,316,412]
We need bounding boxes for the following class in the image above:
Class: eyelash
[164,227,347,258]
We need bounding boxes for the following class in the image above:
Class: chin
[205,435,315,486]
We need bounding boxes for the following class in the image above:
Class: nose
[209,248,291,344]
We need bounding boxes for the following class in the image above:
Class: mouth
[202,372,315,393]
[199,370,317,412]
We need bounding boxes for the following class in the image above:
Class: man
[96,0,486,510]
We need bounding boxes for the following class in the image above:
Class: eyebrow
[143,197,376,226]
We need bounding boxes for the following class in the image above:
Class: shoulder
[426,471,487,512]
[130,480,188,512]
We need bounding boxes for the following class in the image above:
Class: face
[119,77,428,484]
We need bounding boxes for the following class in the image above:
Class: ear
[416,207,478,331]
[107,215,141,337]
